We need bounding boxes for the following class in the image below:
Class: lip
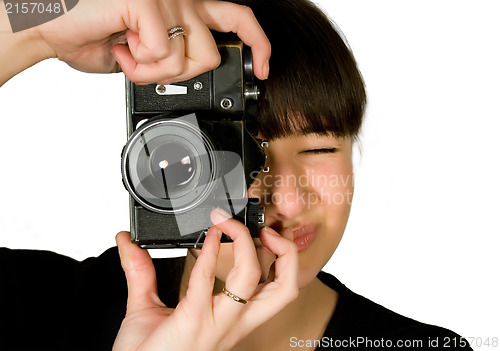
[292,223,318,253]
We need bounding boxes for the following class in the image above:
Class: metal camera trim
[122,117,218,215]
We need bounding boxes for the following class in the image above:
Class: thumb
[116,231,165,314]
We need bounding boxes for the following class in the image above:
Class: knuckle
[133,47,152,64]
[274,237,298,256]
[126,259,151,274]
[193,266,216,286]
[203,270,216,286]
[230,264,260,287]
[263,40,272,55]
[156,78,173,86]
[246,266,262,285]
[168,57,186,77]
[241,225,251,237]
[152,46,171,60]
[203,52,221,71]
[230,221,251,239]
[239,5,255,19]
[123,71,141,84]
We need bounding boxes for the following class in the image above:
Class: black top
[0,247,472,350]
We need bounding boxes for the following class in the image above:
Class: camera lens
[135,133,204,202]
[150,141,196,196]
[122,116,217,214]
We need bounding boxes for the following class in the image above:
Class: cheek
[310,160,354,209]
[314,160,354,243]
[296,162,353,287]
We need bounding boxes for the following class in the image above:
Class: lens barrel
[122,117,217,214]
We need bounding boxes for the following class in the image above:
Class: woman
[113,1,472,350]
[0,0,473,350]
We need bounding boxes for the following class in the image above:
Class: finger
[211,208,261,302]
[113,43,186,84]
[155,1,221,85]
[234,227,299,332]
[115,231,165,314]
[254,237,276,282]
[113,2,187,83]
[112,26,187,83]
[258,227,298,289]
[256,252,275,283]
[184,226,221,306]
[124,0,176,63]
[196,1,271,80]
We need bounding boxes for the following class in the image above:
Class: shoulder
[0,246,186,350]
[0,247,127,350]
[0,246,186,304]
[318,271,472,350]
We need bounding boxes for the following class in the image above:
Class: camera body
[122,42,266,248]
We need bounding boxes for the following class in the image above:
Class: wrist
[0,6,56,86]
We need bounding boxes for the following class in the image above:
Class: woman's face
[194,133,354,289]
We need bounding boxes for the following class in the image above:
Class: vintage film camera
[121,41,266,248]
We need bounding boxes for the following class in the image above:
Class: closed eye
[300,148,338,154]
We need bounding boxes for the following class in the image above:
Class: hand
[34,0,270,84]
[113,209,298,351]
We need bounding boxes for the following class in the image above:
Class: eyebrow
[297,130,342,138]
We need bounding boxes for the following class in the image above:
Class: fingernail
[215,207,232,219]
[263,226,280,236]
[263,60,269,79]
[217,229,223,239]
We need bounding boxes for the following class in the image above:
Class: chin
[296,231,343,289]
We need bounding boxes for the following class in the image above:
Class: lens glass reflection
[150,141,196,197]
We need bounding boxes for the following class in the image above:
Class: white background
[1,0,499,349]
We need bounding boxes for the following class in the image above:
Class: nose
[248,162,308,223]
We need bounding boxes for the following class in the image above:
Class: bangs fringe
[247,0,366,140]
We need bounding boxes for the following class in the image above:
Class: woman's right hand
[113,208,299,351]
[1,0,270,86]
[35,0,270,84]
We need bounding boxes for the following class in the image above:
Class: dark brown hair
[238,0,366,140]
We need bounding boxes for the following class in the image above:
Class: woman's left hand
[113,209,299,351]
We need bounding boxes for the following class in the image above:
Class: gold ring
[167,26,187,40]
[222,287,248,304]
